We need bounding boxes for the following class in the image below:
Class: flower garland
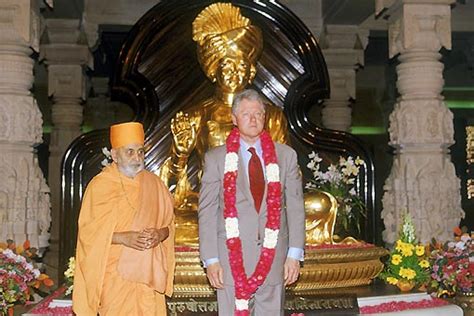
[224,127,281,316]
[359,297,449,314]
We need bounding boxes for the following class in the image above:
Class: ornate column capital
[0,0,41,51]
[40,19,93,68]
[320,25,368,131]
[377,0,455,58]
[82,0,158,48]
[40,19,93,101]
[321,25,369,52]
[321,25,368,97]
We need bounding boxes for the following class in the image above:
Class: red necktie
[248,147,265,213]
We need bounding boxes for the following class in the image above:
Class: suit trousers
[216,283,285,316]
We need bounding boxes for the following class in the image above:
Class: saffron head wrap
[110,122,145,149]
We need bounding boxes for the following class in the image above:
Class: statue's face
[215,56,251,93]
[232,98,265,143]
[111,143,145,178]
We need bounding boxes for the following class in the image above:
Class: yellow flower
[355,156,364,165]
[16,245,24,254]
[395,240,404,252]
[415,245,425,256]
[391,254,402,265]
[399,267,416,280]
[419,260,430,268]
[64,256,76,279]
[387,277,398,285]
[400,244,414,257]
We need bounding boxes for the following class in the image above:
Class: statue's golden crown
[192,3,262,81]
[192,3,250,45]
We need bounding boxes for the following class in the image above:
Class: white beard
[118,162,144,178]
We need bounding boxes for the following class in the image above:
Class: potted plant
[379,213,430,291]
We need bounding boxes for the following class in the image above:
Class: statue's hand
[171,112,201,156]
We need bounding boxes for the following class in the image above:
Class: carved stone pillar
[320,25,368,131]
[0,1,51,249]
[84,77,121,130]
[379,0,464,244]
[40,19,92,277]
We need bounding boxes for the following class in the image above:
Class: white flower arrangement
[305,151,367,236]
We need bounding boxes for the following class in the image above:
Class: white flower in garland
[263,228,279,249]
[101,147,112,167]
[225,217,240,239]
[235,299,249,311]
[266,163,280,182]
[224,152,239,173]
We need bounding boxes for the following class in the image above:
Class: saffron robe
[73,163,175,315]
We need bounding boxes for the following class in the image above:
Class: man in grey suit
[198,89,305,315]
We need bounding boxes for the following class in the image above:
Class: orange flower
[23,240,30,250]
[43,278,54,287]
[425,244,431,252]
[454,226,462,236]
[38,273,49,281]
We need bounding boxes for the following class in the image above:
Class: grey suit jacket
[198,141,305,286]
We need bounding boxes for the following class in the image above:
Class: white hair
[231,89,266,115]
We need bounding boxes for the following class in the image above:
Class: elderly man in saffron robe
[73,122,175,315]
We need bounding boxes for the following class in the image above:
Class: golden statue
[158,3,289,245]
[304,190,360,245]
[304,191,337,244]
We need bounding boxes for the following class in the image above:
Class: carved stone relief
[0,95,43,144]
